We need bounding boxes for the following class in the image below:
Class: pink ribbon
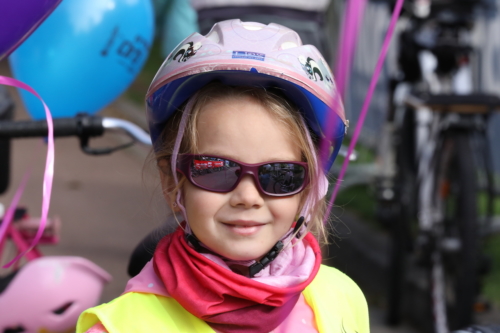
[0,171,30,259]
[324,0,405,221]
[335,0,367,98]
[0,75,54,267]
[319,0,367,167]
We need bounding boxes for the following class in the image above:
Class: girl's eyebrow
[197,151,301,162]
[196,150,236,160]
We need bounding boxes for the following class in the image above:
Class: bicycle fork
[415,108,449,333]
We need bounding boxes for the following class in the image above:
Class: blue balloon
[9,0,154,119]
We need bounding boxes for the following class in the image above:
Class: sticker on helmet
[299,56,325,82]
[317,58,334,89]
[232,51,265,61]
[172,41,202,63]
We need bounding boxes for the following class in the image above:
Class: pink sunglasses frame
[176,154,309,197]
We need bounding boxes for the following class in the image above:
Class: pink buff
[273,294,319,333]
[252,235,316,288]
[126,234,317,293]
[199,233,317,288]
[123,260,170,297]
[85,322,108,333]
[124,256,319,333]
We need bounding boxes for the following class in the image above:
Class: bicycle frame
[0,210,59,264]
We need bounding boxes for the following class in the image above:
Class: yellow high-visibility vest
[77,265,369,333]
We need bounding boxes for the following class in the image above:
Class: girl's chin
[216,245,273,262]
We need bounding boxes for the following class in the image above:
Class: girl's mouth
[222,221,266,236]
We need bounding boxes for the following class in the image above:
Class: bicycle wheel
[431,131,479,332]
[385,108,417,326]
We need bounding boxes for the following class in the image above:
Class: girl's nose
[229,174,264,208]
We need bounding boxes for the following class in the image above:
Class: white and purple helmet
[146,19,346,170]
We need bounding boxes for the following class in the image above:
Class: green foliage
[483,234,500,306]
[335,137,377,165]
[334,184,377,225]
[478,191,500,216]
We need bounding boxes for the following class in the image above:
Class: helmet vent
[281,42,298,50]
[207,31,219,43]
[3,326,25,333]
[242,24,263,31]
[52,301,74,315]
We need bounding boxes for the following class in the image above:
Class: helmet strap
[171,92,199,224]
[184,216,306,278]
[248,241,284,277]
[292,216,306,238]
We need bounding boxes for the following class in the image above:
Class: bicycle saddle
[0,256,111,333]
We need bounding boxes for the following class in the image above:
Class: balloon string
[325,0,405,221]
[335,0,367,98]
[0,171,31,251]
[0,75,54,268]
[320,0,367,169]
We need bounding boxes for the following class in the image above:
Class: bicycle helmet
[146,19,346,171]
[0,256,111,333]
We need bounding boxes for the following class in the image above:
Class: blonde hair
[155,82,330,245]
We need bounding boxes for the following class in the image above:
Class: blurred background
[1,0,500,332]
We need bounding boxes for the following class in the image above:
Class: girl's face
[182,95,302,261]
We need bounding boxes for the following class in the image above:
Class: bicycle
[374,1,500,332]
[0,86,152,333]
[0,206,112,333]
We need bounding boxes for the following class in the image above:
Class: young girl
[77,19,369,333]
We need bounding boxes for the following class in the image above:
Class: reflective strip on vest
[76,265,369,333]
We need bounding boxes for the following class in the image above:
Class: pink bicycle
[0,206,111,333]
[0,97,151,333]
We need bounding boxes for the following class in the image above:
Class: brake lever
[79,135,136,155]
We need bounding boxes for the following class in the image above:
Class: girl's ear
[158,159,180,212]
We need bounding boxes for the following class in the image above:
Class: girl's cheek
[271,196,301,220]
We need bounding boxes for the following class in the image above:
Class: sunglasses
[176,154,309,197]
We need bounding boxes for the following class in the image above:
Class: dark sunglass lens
[258,163,306,194]
[191,157,240,191]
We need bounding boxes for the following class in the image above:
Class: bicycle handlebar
[102,117,152,146]
[0,114,152,145]
[0,114,104,138]
[0,114,152,194]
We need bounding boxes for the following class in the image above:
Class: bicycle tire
[431,130,479,332]
[385,107,417,326]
